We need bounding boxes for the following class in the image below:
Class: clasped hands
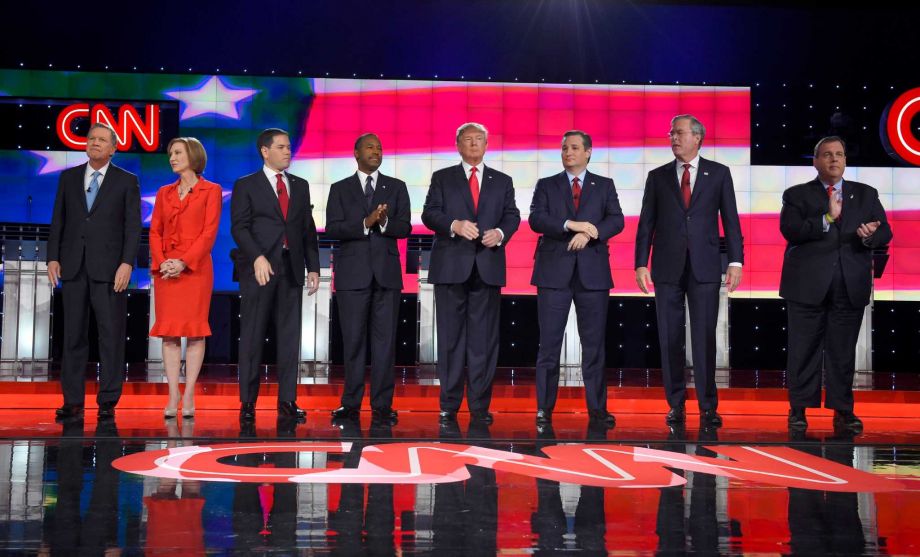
[451,220,503,248]
[158,258,186,279]
[566,221,598,251]
[364,204,388,229]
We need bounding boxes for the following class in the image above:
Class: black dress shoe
[535,409,552,426]
[588,410,616,429]
[665,404,686,425]
[55,404,84,419]
[787,407,807,431]
[331,406,360,420]
[240,402,256,421]
[701,408,722,428]
[371,407,398,424]
[438,410,457,424]
[833,410,863,434]
[470,410,494,425]
[278,401,306,422]
[97,402,116,420]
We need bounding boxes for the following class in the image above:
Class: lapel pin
[850,194,854,199]
[703,172,709,176]
[590,181,595,185]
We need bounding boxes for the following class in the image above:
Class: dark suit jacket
[421,163,521,286]
[635,157,744,283]
[779,178,892,307]
[230,170,320,286]
[529,171,625,290]
[326,172,412,290]
[47,162,142,282]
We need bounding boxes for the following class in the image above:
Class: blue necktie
[86,171,100,209]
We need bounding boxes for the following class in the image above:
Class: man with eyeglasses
[635,114,744,429]
[780,136,892,434]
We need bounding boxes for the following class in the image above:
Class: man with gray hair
[635,114,744,429]
[47,122,142,420]
[780,136,892,433]
[422,122,521,425]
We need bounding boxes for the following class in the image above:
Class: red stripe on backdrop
[297,85,750,158]
[325,210,917,296]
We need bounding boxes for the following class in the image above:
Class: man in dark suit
[635,114,744,428]
[421,122,521,424]
[47,122,141,420]
[780,136,892,433]
[231,128,320,423]
[326,133,411,424]
[529,130,624,428]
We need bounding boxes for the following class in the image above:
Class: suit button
[686,216,691,221]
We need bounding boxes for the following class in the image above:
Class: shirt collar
[85,161,110,179]
[356,169,380,186]
[675,154,701,169]
[565,169,587,185]
[263,165,286,184]
[821,176,844,190]
[461,160,484,175]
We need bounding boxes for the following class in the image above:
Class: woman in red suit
[149,137,222,418]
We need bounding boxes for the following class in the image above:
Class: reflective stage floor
[0,366,918,555]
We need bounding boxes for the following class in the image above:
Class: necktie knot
[827,184,836,197]
[683,163,691,171]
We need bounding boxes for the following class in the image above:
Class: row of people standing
[46,115,891,434]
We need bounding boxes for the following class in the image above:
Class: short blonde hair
[167,137,207,175]
[455,122,489,143]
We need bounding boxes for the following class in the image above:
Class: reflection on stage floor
[1,416,918,555]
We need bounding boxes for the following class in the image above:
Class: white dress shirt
[84,162,111,191]
[262,165,289,197]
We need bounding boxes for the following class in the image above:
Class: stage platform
[0,366,918,554]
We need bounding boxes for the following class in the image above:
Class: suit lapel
[349,173,369,216]
[456,164,475,215]
[371,173,389,210]
[666,160,685,209]
[578,171,598,215]
[287,173,304,220]
[259,171,284,219]
[557,172,576,216]
[840,179,859,232]
[689,158,708,208]
[74,163,90,214]
[88,163,119,216]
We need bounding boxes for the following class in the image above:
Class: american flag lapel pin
[703,172,709,176]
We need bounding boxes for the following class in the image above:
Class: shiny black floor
[2,417,919,555]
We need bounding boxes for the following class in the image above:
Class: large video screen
[0,70,915,299]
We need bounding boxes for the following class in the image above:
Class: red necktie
[469,166,479,212]
[572,177,581,210]
[681,163,692,208]
[827,184,836,200]
[276,173,289,247]
[276,173,289,219]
